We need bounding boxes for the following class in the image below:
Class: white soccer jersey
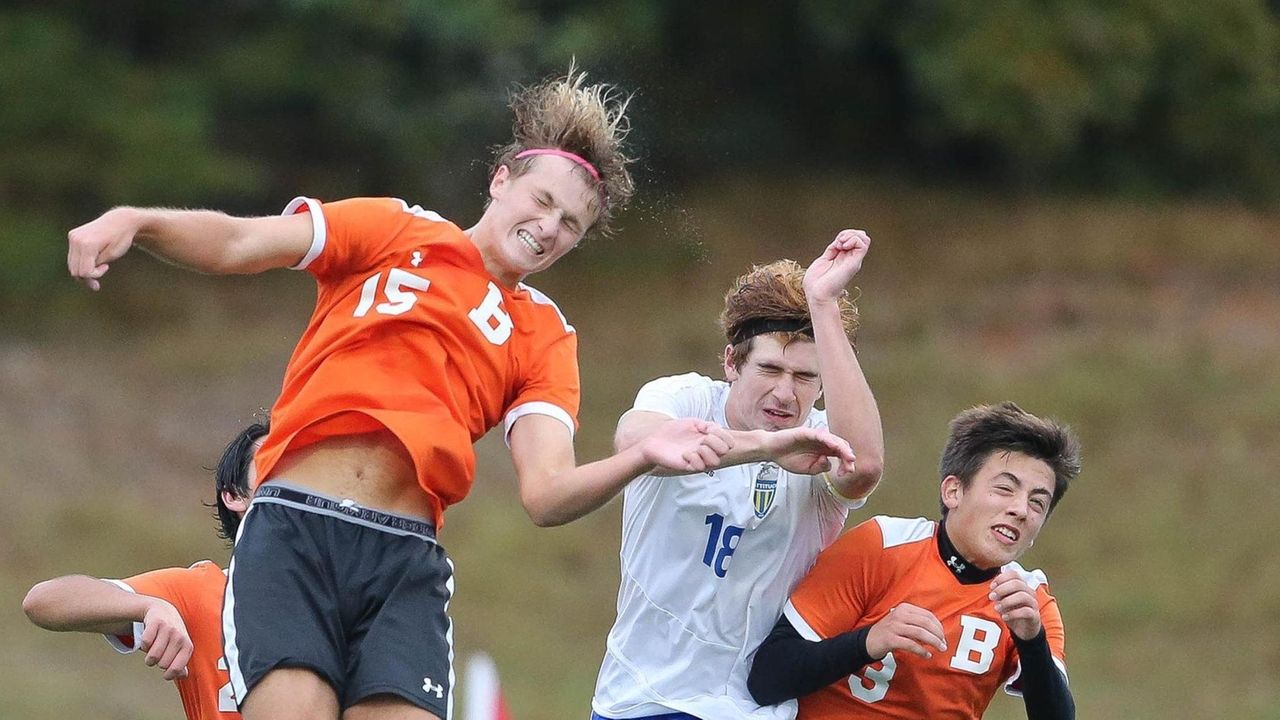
[592,373,866,720]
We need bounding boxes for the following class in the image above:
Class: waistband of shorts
[251,481,436,540]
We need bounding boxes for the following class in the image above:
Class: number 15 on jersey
[354,269,515,345]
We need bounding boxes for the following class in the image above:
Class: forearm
[119,207,259,274]
[809,299,884,492]
[23,576,151,635]
[616,414,768,477]
[641,429,773,476]
[521,444,655,527]
[1013,629,1074,720]
[749,615,875,705]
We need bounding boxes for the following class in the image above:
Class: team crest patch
[752,463,779,519]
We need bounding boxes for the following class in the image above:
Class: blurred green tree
[0,0,1276,317]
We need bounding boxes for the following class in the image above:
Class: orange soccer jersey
[784,516,1067,719]
[106,561,237,720]
[254,197,581,527]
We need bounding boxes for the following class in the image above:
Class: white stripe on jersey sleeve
[518,283,575,333]
[503,401,576,446]
[101,579,145,654]
[1000,561,1049,591]
[282,196,327,270]
[783,599,825,641]
[873,515,936,548]
[1003,655,1069,697]
[394,198,448,223]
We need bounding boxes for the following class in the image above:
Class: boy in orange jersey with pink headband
[65,68,828,720]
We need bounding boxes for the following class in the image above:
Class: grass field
[2,177,1278,718]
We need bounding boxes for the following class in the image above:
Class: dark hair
[938,402,1081,517]
[213,420,269,544]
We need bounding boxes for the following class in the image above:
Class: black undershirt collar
[937,519,1001,584]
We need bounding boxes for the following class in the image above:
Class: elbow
[833,455,883,502]
[204,239,257,275]
[525,506,567,528]
[520,492,571,528]
[22,582,55,628]
[198,219,267,275]
[746,657,784,706]
[854,456,884,487]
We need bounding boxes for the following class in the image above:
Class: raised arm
[67,206,315,290]
[802,229,885,499]
[507,413,734,527]
[23,575,193,680]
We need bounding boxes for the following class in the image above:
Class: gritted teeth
[517,229,545,255]
[993,525,1019,542]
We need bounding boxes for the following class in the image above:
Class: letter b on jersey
[469,282,514,345]
[949,615,1001,674]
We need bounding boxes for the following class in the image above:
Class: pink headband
[514,148,601,182]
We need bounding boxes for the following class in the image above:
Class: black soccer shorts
[223,482,454,716]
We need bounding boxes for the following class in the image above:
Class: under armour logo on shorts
[422,677,444,698]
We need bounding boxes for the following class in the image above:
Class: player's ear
[940,475,963,512]
[722,345,739,382]
[489,164,512,200]
[222,490,249,515]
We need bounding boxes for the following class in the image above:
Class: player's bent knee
[241,667,341,720]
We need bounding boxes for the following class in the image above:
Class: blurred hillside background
[2,2,1278,718]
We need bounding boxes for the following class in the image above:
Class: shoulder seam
[517,283,575,334]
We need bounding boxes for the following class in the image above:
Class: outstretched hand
[802,229,870,304]
[639,418,735,474]
[761,426,856,476]
[67,209,139,291]
[139,598,192,681]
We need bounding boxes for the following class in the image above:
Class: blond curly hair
[490,65,636,238]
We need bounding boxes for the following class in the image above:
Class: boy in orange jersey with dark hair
[748,402,1080,720]
[63,68,782,720]
[23,421,267,720]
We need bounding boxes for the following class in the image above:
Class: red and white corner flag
[464,652,512,720]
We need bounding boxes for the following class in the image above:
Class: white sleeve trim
[999,561,1049,591]
[281,196,327,270]
[503,401,576,446]
[783,600,824,641]
[101,580,144,654]
[1003,655,1069,697]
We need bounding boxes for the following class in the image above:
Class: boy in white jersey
[591,230,886,720]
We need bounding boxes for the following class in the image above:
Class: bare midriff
[262,429,434,521]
